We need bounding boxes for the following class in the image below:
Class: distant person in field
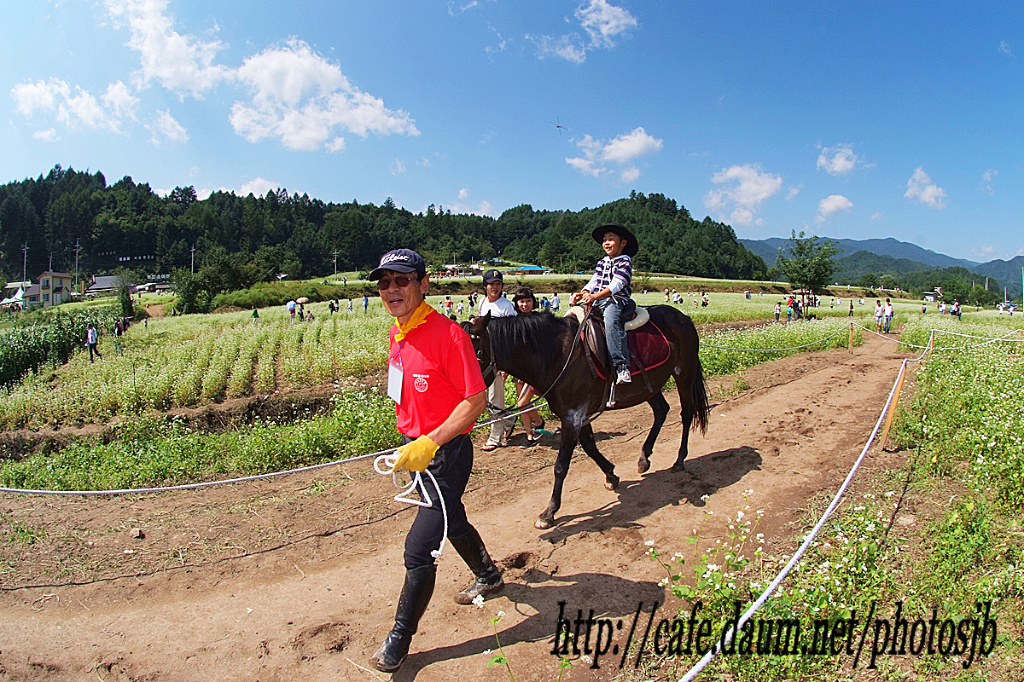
[874,300,884,332]
[572,222,637,385]
[368,248,502,673]
[475,268,516,450]
[883,298,894,333]
[511,288,545,447]
[86,323,102,362]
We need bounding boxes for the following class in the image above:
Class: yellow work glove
[393,435,439,473]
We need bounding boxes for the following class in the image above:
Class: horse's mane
[489,311,574,361]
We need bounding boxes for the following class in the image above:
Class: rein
[473,314,585,419]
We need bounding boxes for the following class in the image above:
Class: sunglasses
[377,275,419,290]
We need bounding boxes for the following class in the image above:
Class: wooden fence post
[879,362,908,450]
[849,322,854,353]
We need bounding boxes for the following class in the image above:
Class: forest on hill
[0,165,766,291]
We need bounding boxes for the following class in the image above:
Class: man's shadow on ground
[394,570,667,681]
[534,445,762,544]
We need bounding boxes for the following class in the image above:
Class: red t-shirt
[389,309,486,438]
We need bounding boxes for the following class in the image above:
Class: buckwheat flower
[645,540,654,546]
[473,594,485,608]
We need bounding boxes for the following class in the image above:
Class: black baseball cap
[369,249,427,280]
[482,269,504,284]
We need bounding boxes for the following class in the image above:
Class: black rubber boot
[449,528,504,605]
[370,564,436,672]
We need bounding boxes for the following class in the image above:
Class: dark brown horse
[464,306,709,529]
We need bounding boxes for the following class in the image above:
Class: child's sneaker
[616,368,632,384]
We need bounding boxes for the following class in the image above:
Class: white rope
[0,402,550,497]
[677,330,935,682]
[374,452,448,559]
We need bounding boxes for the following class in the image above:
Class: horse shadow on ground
[393,570,666,681]
[537,445,763,544]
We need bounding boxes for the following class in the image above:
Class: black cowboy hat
[591,222,638,257]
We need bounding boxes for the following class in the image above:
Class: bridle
[466,314,586,418]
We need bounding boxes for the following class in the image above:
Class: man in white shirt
[883,298,894,333]
[477,269,516,450]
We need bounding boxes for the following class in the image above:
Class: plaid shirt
[584,254,632,303]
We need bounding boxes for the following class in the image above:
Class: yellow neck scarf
[394,301,434,343]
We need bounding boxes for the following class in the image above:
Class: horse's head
[461,312,497,386]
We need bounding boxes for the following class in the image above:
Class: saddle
[565,304,671,390]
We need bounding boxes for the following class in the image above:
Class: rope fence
[0,403,548,497]
[677,329,936,681]
[4,322,1015,498]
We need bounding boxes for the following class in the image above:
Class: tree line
[0,166,766,296]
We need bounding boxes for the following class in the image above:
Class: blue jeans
[594,297,630,371]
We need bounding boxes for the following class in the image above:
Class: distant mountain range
[739,236,1023,298]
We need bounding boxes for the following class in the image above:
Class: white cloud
[57,88,110,130]
[816,194,853,223]
[239,177,281,197]
[601,127,662,163]
[105,0,229,97]
[32,128,59,142]
[458,188,469,199]
[619,166,640,183]
[704,164,783,226]
[566,126,662,181]
[102,81,138,121]
[871,212,882,220]
[576,0,638,49]
[981,169,997,195]
[786,184,803,201]
[449,199,495,217]
[1000,40,1012,57]
[972,243,998,259]
[149,109,188,144]
[390,159,407,175]
[447,1,479,16]
[528,0,636,63]
[484,26,508,56]
[11,78,69,115]
[816,144,859,176]
[904,167,947,209]
[230,40,419,151]
[13,77,137,133]
[529,33,587,64]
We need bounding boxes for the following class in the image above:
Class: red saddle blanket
[582,319,671,381]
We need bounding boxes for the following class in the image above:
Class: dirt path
[0,333,911,681]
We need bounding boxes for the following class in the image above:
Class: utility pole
[75,238,81,292]
[22,242,28,286]
[191,244,196,274]
[333,249,338,276]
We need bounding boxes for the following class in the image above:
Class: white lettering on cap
[379,252,409,267]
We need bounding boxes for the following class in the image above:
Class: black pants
[403,433,475,569]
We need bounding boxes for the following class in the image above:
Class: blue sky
[3,1,1023,262]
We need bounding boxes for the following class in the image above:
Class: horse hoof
[670,462,686,473]
[604,475,619,491]
[637,457,651,474]
[535,518,552,530]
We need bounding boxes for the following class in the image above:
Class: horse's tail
[691,357,710,435]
